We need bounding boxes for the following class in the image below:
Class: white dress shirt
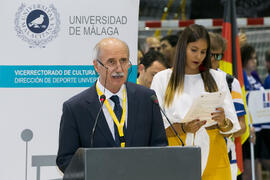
[96,79,128,140]
[151,68,240,174]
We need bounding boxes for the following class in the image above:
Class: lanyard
[96,85,127,147]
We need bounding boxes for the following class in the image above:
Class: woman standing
[241,44,270,180]
[151,24,240,179]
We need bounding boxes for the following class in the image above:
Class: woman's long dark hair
[164,24,218,107]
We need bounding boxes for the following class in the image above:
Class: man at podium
[56,37,168,173]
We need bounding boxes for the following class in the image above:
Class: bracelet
[181,123,186,134]
[218,118,230,130]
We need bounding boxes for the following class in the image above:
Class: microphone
[151,95,184,146]
[90,94,106,147]
[99,94,106,102]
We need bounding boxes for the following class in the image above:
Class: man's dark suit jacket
[56,82,168,173]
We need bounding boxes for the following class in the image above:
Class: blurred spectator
[241,44,270,180]
[261,49,270,175]
[144,36,161,53]
[160,34,179,67]
[242,44,264,91]
[137,50,169,88]
[264,49,270,89]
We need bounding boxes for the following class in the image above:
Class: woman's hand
[183,119,206,134]
[211,107,233,132]
[211,107,226,126]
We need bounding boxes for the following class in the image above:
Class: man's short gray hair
[92,38,130,61]
[92,43,100,60]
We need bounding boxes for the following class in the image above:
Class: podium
[63,146,201,180]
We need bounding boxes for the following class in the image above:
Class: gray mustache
[112,72,125,77]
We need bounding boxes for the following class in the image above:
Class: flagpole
[250,140,255,180]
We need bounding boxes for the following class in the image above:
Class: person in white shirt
[151,24,240,180]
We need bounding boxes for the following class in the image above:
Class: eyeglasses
[97,58,131,69]
[211,53,224,61]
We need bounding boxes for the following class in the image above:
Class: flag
[220,0,250,174]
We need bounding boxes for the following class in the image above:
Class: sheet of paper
[182,91,225,126]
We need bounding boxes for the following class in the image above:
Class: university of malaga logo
[15,4,60,48]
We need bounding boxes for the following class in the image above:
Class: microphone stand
[91,59,108,147]
[151,95,184,146]
[90,95,106,147]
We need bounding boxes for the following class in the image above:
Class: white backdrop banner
[247,90,270,124]
[0,0,139,179]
